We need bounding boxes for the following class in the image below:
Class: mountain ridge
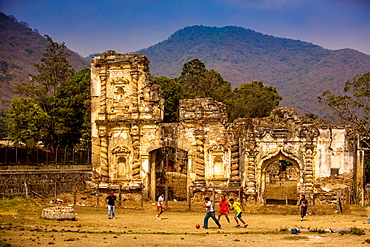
[137,25,370,115]
[0,12,89,112]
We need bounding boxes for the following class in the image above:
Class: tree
[318,72,370,183]
[13,35,75,109]
[318,72,370,146]
[0,114,7,139]
[52,68,91,147]
[227,81,282,120]
[12,35,76,149]
[154,76,184,122]
[168,59,281,122]
[176,59,209,97]
[176,58,233,104]
[6,98,49,149]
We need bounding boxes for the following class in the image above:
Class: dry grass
[0,197,369,246]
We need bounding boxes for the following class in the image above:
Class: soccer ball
[196,224,200,229]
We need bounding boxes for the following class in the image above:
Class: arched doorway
[261,152,300,205]
[149,147,188,201]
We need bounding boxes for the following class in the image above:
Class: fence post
[55,145,60,165]
[64,145,68,164]
[72,145,76,165]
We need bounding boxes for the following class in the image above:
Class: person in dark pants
[106,191,117,219]
[297,194,308,221]
[203,197,221,229]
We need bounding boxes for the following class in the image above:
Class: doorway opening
[149,147,188,201]
[262,152,299,205]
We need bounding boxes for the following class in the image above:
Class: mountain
[0,12,89,113]
[138,25,370,116]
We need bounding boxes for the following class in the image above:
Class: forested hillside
[138,25,370,115]
[0,12,89,113]
[2,15,370,117]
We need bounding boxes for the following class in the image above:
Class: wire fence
[0,143,91,166]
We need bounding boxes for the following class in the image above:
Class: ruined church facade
[91,51,365,204]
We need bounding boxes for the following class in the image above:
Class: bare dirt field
[1,198,370,247]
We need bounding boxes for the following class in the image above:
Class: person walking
[297,194,308,221]
[156,193,165,220]
[217,196,231,224]
[229,198,248,227]
[106,191,117,219]
[203,197,221,229]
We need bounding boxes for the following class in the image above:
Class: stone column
[98,128,109,181]
[150,152,157,201]
[141,154,150,198]
[302,148,315,195]
[245,149,258,195]
[194,130,205,180]
[131,124,141,179]
[230,143,240,180]
[98,73,109,182]
[130,68,140,119]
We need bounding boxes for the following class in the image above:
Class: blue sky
[1,0,370,57]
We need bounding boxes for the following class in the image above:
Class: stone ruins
[90,51,365,205]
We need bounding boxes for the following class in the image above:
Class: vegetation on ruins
[318,71,370,182]
[155,58,282,122]
[5,36,91,150]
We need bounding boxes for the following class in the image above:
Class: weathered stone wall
[90,51,364,205]
[0,170,92,198]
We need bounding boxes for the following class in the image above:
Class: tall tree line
[155,58,282,122]
[4,35,91,150]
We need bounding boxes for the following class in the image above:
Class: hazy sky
[1,0,370,57]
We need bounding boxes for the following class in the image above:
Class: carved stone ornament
[112,76,129,84]
[112,146,131,154]
[298,125,320,138]
[209,144,226,152]
[271,128,288,138]
[254,126,267,138]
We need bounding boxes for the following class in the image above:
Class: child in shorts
[229,198,248,227]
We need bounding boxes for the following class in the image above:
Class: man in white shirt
[156,193,165,220]
[203,197,221,229]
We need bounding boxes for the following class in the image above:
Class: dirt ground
[1,198,370,247]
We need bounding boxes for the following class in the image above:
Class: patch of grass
[0,241,12,247]
[0,197,47,213]
[279,227,288,232]
[283,236,309,240]
[339,227,365,236]
[350,227,365,236]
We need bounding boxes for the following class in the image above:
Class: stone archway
[261,151,300,205]
[149,147,188,201]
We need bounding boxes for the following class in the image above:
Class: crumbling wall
[0,170,91,198]
[89,51,362,206]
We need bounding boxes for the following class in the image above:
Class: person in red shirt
[217,196,230,224]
